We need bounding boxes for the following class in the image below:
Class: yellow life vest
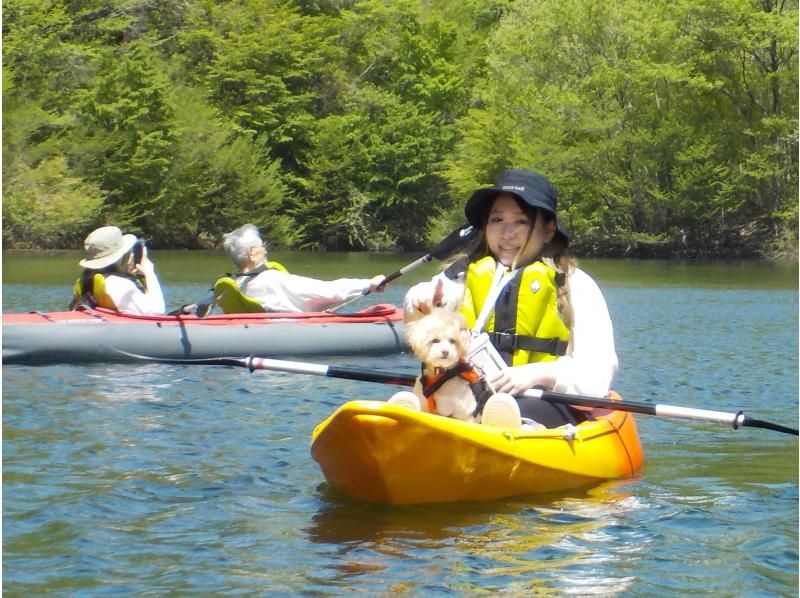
[461,256,569,366]
[214,260,288,314]
[71,272,141,311]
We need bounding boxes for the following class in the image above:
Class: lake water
[3,251,798,596]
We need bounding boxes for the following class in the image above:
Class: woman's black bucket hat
[464,168,569,247]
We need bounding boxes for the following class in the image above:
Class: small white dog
[389,308,493,422]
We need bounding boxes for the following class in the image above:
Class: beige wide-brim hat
[79,226,138,269]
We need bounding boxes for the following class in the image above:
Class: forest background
[3,0,797,258]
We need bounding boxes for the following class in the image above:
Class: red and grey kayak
[2,304,406,365]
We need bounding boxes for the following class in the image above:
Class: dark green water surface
[3,251,798,596]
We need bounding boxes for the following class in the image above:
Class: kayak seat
[213,277,265,314]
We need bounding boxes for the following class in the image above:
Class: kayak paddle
[120,352,799,436]
[330,223,476,311]
[375,223,477,291]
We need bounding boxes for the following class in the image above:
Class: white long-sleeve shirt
[404,266,618,398]
[235,269,374,313]
[103,272,166,315]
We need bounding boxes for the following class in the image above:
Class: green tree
[448,0,639,245]
[71,43,175,232]
[301,85,453,249]
[203,1,325,172]
[295,0,468,249]
[2,8,104,248]
[447,0,797,256]
[2,0,794,256]
[664,0,798,251]
[155,85,296,247]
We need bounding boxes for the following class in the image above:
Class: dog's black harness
[420,360,494,418]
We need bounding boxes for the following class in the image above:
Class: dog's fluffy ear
[405,316,428,358]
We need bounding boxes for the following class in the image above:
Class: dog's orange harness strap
[427,395,438,415]
[421,360,482,415]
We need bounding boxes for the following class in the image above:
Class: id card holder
[468,332,506,378]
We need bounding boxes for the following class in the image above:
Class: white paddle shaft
[250,356,329,376]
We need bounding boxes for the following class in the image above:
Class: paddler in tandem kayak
[181,223,387,315]
[70,226,166,316]
[397,168,618,429]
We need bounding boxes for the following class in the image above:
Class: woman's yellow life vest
[214,260,288,314]
[71,272,142,311]
[461,256,569,366]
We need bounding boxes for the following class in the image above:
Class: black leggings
[516,396,590,428]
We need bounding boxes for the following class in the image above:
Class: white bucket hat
[79,226,138,269]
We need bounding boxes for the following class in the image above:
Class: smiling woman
[484,194,543,267]
[402,168,620,429]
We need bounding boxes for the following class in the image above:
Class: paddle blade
[743,417,799,436]
[114,350,249,369]
[428,224,476,260]
[374,224,478,291]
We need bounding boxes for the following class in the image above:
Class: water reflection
[82,365,185,404]
[305,482,650,594]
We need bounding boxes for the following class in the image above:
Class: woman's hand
[489,362,557,395]
[409,278,445,314]
[129,251,155,278]
[368,275,387,293]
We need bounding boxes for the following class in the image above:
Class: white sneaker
[387,391,422,411]
[481,393,522,428]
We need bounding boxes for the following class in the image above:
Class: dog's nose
[441,348,450,358]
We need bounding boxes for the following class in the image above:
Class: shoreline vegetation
[3,0,797,261]
[6,232,796,261]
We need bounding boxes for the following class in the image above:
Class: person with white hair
[70,226,166,315]
[191,223,386,314]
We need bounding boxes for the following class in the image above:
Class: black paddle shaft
[532,389,799,436]
[118,351,799,436]
[378,225,476,289]
[740,417,799,436]
[428,224,477,260]
[327,365,416,387]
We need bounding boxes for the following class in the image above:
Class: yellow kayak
[311,399,645,504]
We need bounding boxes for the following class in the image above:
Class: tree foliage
[446,0,797,256]
[3,0,796,258]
